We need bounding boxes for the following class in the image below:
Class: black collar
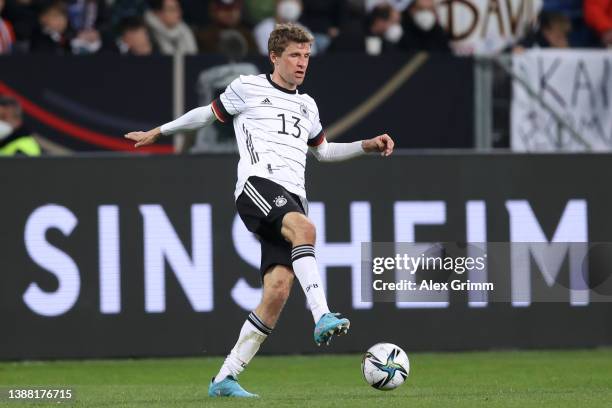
[266,73,298,94]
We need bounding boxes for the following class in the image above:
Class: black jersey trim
[266,73,298,94]
[307,129,326,147]
[212,98,232,123]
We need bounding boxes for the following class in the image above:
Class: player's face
[274,42,311,88]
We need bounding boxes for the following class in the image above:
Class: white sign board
[511,50,612,151]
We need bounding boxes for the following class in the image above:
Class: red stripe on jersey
[211,100,227,123]
[308,129,326,147]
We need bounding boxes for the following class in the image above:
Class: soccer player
[125,23,394,398]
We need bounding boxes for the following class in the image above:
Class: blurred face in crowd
[271,41,310,88]
[213,4,241,27]
[123,27,153,55]
[0,0,5,14]
[40,6,68,34]
[410,0,438,31]
[0,103,21,128]
[370,8,397,36]
[157,0,182,28]
[542,17,571,48]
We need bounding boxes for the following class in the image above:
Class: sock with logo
[291,244,331,323]
[214,312,270,383]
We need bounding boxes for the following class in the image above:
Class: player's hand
[124,128,161,148]
[362,134,394,157]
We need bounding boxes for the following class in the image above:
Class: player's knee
[300,220,316,243]
[283,213,316,244]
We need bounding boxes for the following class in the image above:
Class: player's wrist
[359,140,367,154]
[361,139,374,153]
[152,127,164,138]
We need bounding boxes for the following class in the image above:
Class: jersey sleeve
[211,77,248,123]
[307,105,325,147]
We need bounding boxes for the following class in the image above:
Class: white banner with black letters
[437,0,542,55]
[511,50,612,151]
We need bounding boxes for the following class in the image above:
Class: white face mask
[384,23,403,43]
[278,1,302,22]
[413,10,436,31]
[0,120,13,140]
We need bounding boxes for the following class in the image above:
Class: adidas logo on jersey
[261,98,272,105]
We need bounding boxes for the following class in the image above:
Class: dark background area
[1,153,612,360]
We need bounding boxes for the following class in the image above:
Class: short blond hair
[268,23,314,56]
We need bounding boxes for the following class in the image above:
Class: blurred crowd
[0,0,611,57]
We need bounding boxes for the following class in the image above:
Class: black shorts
[235,176,306,277]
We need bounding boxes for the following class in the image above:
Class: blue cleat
[208,376,259,398]
[314,312,350,346]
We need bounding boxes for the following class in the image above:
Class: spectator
[584,0,612,46]
[517,11,571,49]
[144,0,197,55]
[107,0,148,30]
[30,1,74,54]
[66,0,107,54]
[109,15,154,55]
[398,0,451,52]
[365,0,413,13]
[243,0,275,25]
[3,0,37,52]
[329,3,399,55]
[0,0,16,54]
[254,0,315,55]
[196,0,257,54]
[300,0,346,53]
[0,95,41,156]
[180,0,211,28]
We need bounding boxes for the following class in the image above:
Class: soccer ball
[361,343,410,390]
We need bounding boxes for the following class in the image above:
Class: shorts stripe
[245,181,272,212]
[244,182,271,213]
[244,186,270,216]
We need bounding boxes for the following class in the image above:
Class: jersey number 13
[277,113,301,138]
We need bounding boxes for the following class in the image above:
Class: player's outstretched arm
[124,105,218,148]
[310,134,394,162]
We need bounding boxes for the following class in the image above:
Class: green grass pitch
[1,349,611,407]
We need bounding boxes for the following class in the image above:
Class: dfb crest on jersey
[274,195,288,207]
[299,103,308,118]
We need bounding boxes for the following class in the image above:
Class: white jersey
[211,74,325,201]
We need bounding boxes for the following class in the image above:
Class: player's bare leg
[254,265,295,327]
[281,212,350,346]
[209,265,294,397]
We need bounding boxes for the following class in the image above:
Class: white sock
[291,244,331,323]
[214,312,270,383]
